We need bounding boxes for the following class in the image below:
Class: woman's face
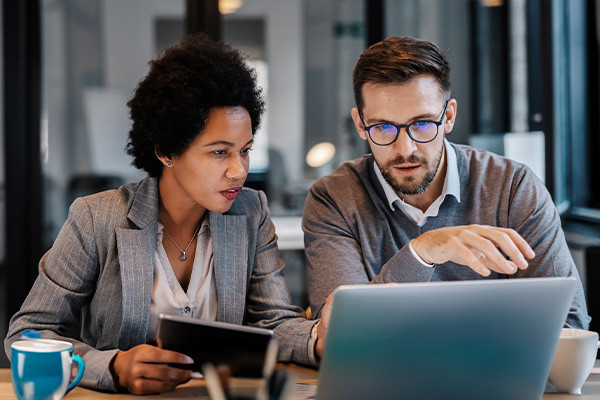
[161,106,254,215]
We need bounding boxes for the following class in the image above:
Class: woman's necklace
[162,222,202,261]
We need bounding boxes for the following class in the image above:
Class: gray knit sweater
[303,143,589,329]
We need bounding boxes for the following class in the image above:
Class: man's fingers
[464,253,491,277]
[470,226,531,271]
[459,230,517,274]
[475,241,515,274]
[474,251,520,276]
[502,228,536,260]
[456,244,491,276]
[412,225,535,275]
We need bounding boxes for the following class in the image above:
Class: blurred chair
[67,174,124,206]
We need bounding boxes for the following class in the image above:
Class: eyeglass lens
[370,121,438,145]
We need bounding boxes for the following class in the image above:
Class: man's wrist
[409,240,435,267]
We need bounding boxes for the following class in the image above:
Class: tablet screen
[156,314,277,378]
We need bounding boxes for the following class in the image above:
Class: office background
[2,0,600,367]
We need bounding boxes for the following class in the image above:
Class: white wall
[103,0,185,90]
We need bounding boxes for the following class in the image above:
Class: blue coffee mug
[11,339,85,400]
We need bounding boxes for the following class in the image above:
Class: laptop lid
[317,277,577,400]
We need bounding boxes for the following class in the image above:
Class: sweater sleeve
[508,166,590,329]
[303,180,434,319]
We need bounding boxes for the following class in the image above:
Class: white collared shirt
[374,139,461,266]
[146,217,218,343]
[374,139,461,226]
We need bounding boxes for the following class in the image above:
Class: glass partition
[41,0,186,247]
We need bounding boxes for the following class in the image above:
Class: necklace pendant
[180,251,187,261]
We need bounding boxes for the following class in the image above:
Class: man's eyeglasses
[358,99,449,146]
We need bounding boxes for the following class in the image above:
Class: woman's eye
[213,150,226,156]
[241,147,253,154]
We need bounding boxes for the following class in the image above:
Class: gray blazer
[5,177,316,391]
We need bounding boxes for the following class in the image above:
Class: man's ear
[351,107,369,141]
[443,99,458,134]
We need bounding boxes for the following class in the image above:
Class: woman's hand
[111,344,195,394]
[315,291,335,359]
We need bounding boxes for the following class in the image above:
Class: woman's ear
[155,147,173,167]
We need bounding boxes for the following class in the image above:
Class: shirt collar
[374,139,461,212]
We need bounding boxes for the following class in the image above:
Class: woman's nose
[226,155,247,180]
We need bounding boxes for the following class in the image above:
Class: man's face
[351,75,457,197]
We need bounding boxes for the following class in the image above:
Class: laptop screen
[317,277,576,400]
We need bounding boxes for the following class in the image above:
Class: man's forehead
[360,79,447,119]
[361,76,446,100]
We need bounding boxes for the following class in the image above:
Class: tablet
[156,314,278,378]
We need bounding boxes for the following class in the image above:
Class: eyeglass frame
[358,99,450,146]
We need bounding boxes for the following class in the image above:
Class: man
[303,37,589,332]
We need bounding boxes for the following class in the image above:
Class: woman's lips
[220,187,242,201]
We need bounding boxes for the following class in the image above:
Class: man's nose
[392,128,418,156]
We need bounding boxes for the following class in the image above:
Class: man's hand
[111,344,195,394]
[315,291,335,359]
[411,225,535,276]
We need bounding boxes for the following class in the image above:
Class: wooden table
[2,363,599,399]
[0,364,318,400]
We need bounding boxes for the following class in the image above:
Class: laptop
[317,277,577,400]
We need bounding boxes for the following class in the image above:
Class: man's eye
[412,121,435,132]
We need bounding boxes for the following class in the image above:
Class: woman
[4,33,321,394]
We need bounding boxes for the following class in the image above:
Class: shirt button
[183,306,191,313]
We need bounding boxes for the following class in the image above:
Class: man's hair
[352,37,451,111]
[126,32,265,177]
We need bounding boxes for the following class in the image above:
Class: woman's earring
[166,161,173,167]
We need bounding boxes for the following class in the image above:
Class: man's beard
[378,145,444,196]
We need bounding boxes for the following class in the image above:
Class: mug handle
[66,355,85,393]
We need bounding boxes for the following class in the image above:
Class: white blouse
[146,217,218,344]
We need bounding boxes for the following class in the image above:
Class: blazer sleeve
[4,197,120,392]
[242,191,319,367]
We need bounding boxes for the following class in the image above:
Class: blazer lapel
[210,212,248,324]
[116,178,158,349]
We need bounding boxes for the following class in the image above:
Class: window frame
[537,0,600,228]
